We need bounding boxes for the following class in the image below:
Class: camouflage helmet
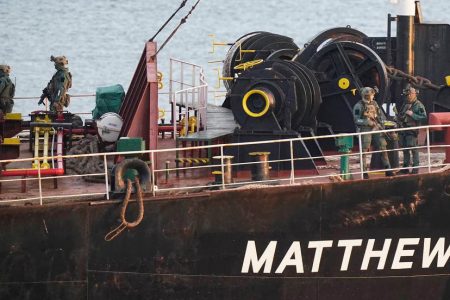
[0,64,11,74]
[50,55,68,66]
[360,87,376,99]
[402,85,418,95]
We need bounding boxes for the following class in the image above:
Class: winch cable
[149,0,188,42]
[153,0,201,57]
[104,178,145,242]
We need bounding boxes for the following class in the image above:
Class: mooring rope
[104,178,145,241]
[65,135,105,182]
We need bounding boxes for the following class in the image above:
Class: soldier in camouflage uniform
[0,64,15,115]
[39,56,72,112]
[397,86,427,174]
[353,87,393,179]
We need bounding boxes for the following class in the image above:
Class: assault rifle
[363,111,392,141]
[393,103,412,128]
[393,103,420,137]
[38,87,52,105]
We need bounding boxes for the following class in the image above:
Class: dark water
[2,0,449,116]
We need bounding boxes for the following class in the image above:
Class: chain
[385,66,440,91]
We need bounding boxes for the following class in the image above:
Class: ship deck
[0,118,448,205]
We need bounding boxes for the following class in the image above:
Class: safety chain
[385,66,440,91]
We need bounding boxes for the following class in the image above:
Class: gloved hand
[38,88,49,105]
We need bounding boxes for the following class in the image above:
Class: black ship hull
[1,171,450,299]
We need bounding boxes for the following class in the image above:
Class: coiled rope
[104,178,145,241]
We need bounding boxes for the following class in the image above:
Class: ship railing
[152,124,450,191]
[0,151,110,205]
[13,90,223,125]
[172,85,208,137]
[169,58,208,138]
[0,124,449,204]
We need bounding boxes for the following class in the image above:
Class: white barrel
[96,112,123,142]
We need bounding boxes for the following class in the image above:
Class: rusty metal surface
[119,42,159,151]
[87,171,450,299]
[119,49,146,134]
[0,172,449,299]
[0,204,88,299]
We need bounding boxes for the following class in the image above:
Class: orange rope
[104,178,144,241]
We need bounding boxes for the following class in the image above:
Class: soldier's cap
[0,64,11,74]
[50,55,68,65]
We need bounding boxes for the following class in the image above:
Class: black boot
[385,171,395,177]
[363,173,369,179]
[399,169,410,174]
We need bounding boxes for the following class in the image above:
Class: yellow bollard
[41,130,50,169]
[188,116,197,133]
[32,114,52,169]
[32,127,40,169]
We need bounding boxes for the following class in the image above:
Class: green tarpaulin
[92,84,125,119]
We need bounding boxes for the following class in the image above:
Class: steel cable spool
[256,41,299,60]
[223,32,299,91]
[222,31,268,91]
[229,60,319,132]
[294,27,368,64]
[267,48,299,61]
[281,61,322,129]
[230,68,286,131]
[241,33,297,62]
[268,61,312,126]
[306,41,389,133]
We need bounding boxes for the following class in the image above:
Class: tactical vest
[400,100,422,127]
[361,100,378,120]
[0,75,15,100]
[355,100,379,130]
[48,69,72,107]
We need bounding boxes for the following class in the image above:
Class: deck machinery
[221,2,450,170]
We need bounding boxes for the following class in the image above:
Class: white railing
[1,124,449,205]
[169,58,208,138]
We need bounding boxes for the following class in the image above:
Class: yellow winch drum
[242,89,274,118]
